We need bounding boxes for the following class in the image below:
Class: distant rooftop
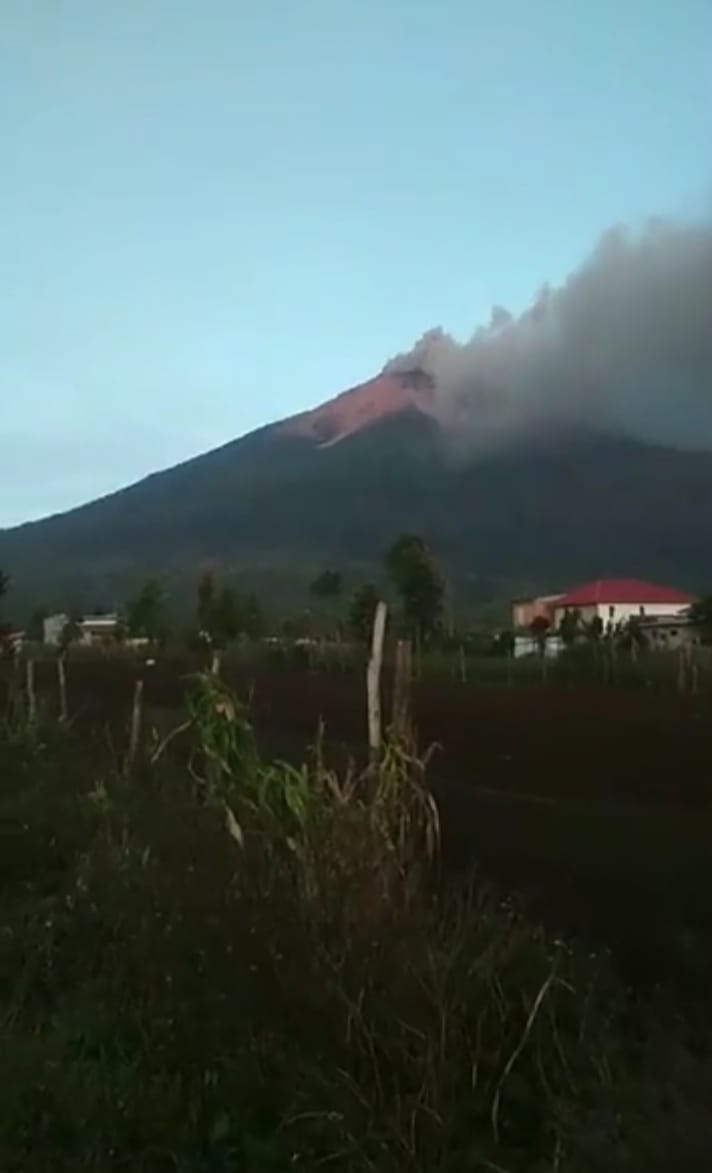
[557,579,694,608]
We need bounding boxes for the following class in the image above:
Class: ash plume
[384,218,712,450]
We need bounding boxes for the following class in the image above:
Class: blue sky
[1,0,710,525]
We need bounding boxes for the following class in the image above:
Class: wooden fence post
[691,659,700,695]
[459,644,467,684]
[126,678,144,774]
[367,601,388,760]
[414,626,422,681]
[676,647,686,694]
[57,655,68,723]
[25,658,36,725]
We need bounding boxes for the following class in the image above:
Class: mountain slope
[2,368,712,613]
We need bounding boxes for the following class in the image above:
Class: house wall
[644,623,698,650]
[512,595,563,629]
[594,601,688,625]
[552,603,597,626]
[80,624,118,647]
[553,600,688,628]
[43,613,68,645]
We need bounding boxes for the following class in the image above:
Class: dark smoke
[384,219,712,450]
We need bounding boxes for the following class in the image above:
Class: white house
[551,579,694,630]
[43,613,69,646]
[78,614,121,645]
[43,612,120,647]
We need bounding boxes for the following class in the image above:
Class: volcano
[2,362,712,614]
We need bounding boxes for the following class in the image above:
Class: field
[9,651,712,987]
[3,649,712,1168]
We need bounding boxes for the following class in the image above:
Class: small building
[79,614,120,646]
[43,613,69,646]
[551,579,694,630]
[43,612,121,647]
[511,593,564,630]
[638,613,699,650]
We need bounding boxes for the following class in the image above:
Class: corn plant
[186,670,313,842]
[186,669,259,802]
[254,759,313,827]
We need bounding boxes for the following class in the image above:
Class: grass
[2,669,712,1170]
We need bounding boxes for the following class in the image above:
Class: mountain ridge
[2,366,712,615]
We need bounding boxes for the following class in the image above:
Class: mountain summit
[281,368,437,448]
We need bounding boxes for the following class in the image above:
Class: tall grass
[1,671,712,1170]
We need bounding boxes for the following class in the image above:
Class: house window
[608,605,615,619]
[639,605,645,616]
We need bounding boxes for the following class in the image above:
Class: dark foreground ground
[5,655,712,1169]
[14,653,712,997]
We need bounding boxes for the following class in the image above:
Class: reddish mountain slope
[281,370,436,447]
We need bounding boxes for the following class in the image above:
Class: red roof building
[556,579,694,608]
[552,578,694,628]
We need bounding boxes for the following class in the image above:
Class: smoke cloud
[384,218,712,451]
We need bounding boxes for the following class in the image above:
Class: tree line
[6,554,712,654]
[0,532,447,651]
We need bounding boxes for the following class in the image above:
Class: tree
[588,615,604,643]
[61,616,83,649]
[309,570,343,600]
[348,583,380,643]
[196,573,234,648]
[195,573,265,647]
[620,615,647,655]
[196,572,217,634]
[559,608,582,648]
[0,571,8,636]
[688,595,712,644]
[126,579,168,643]
[241,592,265,640]
[530,614,550,656]
[28,607,49,643]
[213,586,240,646]
[385,534,444,643]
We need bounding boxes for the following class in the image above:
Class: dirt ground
[8,654,712,995]
[23,654,712,803]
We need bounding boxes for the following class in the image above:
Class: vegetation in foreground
[2,673,712,1171]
